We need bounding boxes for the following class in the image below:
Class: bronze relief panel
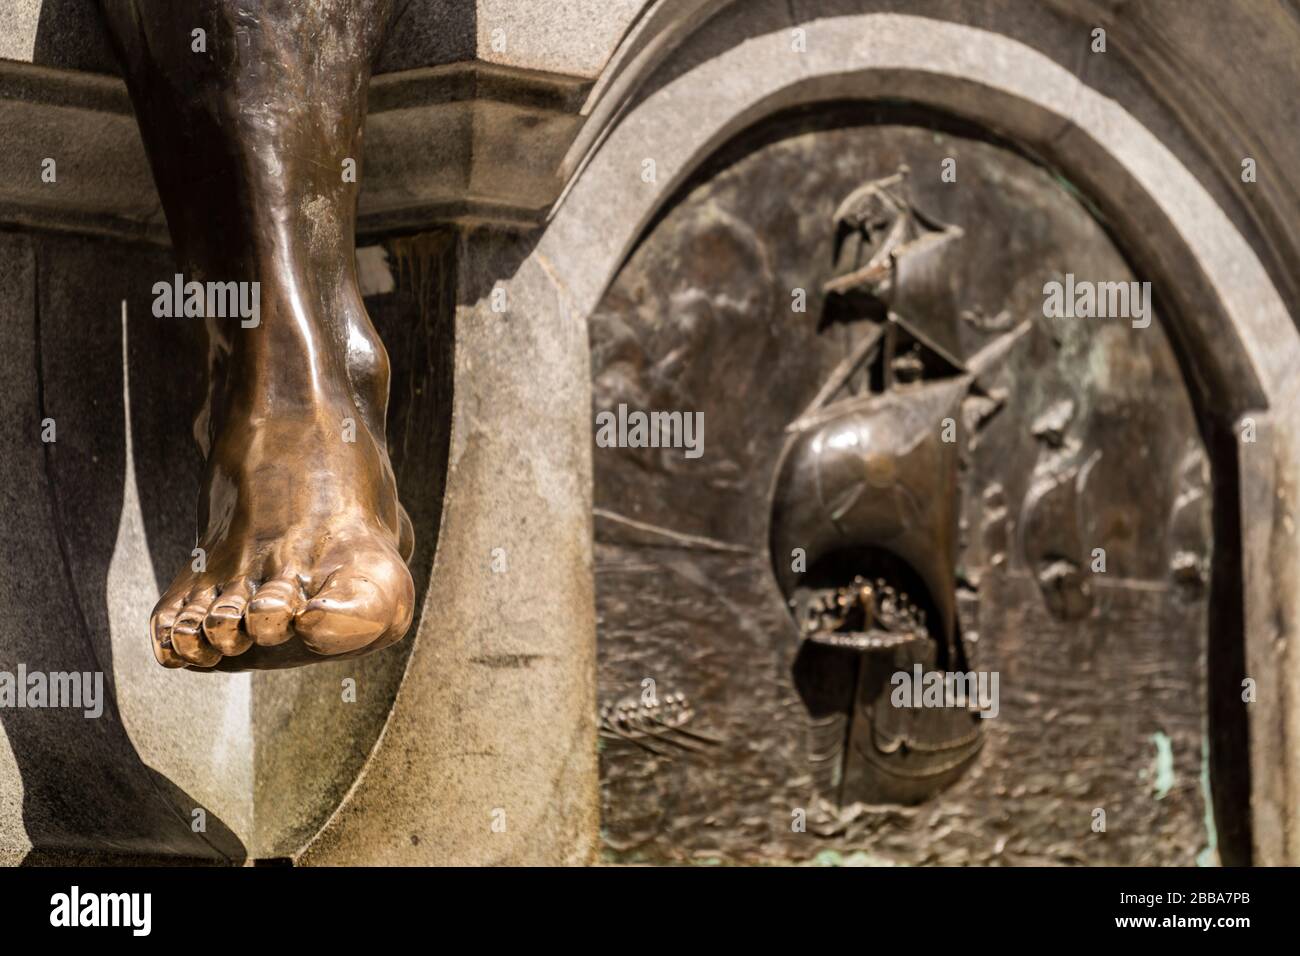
[592,111,1212,865]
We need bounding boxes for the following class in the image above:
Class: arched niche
[540,6,1299,865]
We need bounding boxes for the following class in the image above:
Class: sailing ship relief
[772,169,1028,808]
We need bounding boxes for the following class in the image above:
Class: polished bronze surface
[100,0,413,670]
[592,110,1214,864]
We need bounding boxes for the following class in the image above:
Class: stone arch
[542,6,1299,863]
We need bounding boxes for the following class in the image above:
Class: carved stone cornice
[0,58,590,244]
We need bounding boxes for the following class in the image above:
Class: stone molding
[0,58,591,242]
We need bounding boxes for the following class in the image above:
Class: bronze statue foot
[151,390,416,671]
[98,0,414,669]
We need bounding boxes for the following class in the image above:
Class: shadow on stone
[0,231,244,864]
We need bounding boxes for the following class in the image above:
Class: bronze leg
[100,0,416,670]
